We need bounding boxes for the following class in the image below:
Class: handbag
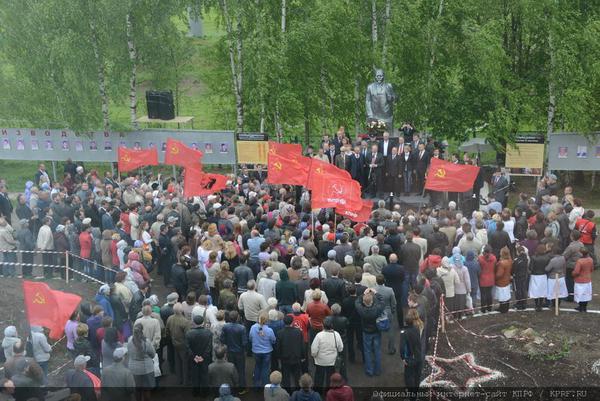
[376,309,390,332]
[332,332,344,372]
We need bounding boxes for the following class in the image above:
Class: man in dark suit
[491,168,509,207]
[400,144,415,195]
[365,144,383,198]
[350,145,366,187]
[332,128,347,154]
[410,133,423,156]
[414,143,430,193]
[327,143,337,164]
[387,146,402,196]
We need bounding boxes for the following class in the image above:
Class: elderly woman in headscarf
[450,247,470,319]
[215,384,241,401]
[2,326,19,359]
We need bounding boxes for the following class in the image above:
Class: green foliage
[1,0,600,146]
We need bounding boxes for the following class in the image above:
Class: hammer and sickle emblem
[273,161,283,170]
[122,154,131,162]
[170,146,180,155]
[331,183,344,195]
[268,148,276,155]
[33,292,46,304]
[434,168,446,178]
[316,167,323,174]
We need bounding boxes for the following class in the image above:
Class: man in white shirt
[191,294,219,326]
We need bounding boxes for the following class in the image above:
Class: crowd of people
[0,130,596,401]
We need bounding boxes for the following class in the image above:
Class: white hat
[74,355,91,366]
[113,347,128,360]
[82,218,92,225]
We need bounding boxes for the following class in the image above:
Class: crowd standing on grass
[0,129,596,400]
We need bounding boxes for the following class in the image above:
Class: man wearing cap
[299,230,318,262]
[15,218,35,278]
[65,355,96,401]
[186,314,213,396]
[101,348,135,401]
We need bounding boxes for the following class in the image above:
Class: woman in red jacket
[573,247,593,312]
[79,223,93,278]
[478,245,496,313]
[495,247,513,314]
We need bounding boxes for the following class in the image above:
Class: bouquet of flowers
[366,119,387,138]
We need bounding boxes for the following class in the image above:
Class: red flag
[23,281,82,340]
[307,158,351,189]
[267,142,310,186]
[337,200,374,222]
[312,172,363,210]
[164,138,204,167]
[117,147,158,172]
[183,165,228,197]
[424,158,480,192]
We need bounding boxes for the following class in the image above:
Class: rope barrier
[3,249,64,255]
[67,252,120,273]
[65,266,105,285]
[48,360,72,377]
[0,262,66,269]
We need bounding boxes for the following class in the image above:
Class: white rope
[67,252,120,273]
[0,262,65,269]
[65,266,105,284]
[3,249,64,254]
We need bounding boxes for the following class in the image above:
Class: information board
[236,133,268,164]
[548,132,600,171]
[505,133,545,176]
[0,128,236,165]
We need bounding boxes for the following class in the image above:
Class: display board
[236,133,268,164]
[505,133,545,176]
[548,132,600,171]
[0,128,236,164]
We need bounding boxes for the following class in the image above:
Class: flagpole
[21,281,33,355]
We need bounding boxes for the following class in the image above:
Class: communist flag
[117,147,158,172]
[424,158,480,192]
[184,164,228,197]
[267,142,310,186]
[23,281,82,340]
[307,158,351,189]
[164,138,204,167]
[337,200,373,222]
[312,171,362,211]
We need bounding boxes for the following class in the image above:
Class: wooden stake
[441,295,446,333]
[65,251,69,284]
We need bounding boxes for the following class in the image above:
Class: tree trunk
[220,0,244,133]
[88,5,110,131]
[275,102,282,142]
[371,0,378,48]
[126,11,138,129]
[303,98,310,146]
[281,0,286,33]
[354,77,361,137]
[381,0,391,66]
[430,0,445,69]
[320,65,328,131]
[260,99,266,133]
[425,0,445,123]
[546,29,555,138]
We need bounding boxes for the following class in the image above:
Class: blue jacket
[220,322,248,353]
[94,294,115,320]
[249,323,275,354]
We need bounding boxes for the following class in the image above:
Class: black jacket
[129,290,147,322]
[110,293,128,328]
[399,325,422,365]
[276,326,304,363]
[322,277,346,306]
[529,254,551,275]
[341,295,361,326]
[355,293,384,334]
[488,230,512,258]
[171,263,188,297]
[330,315,349,344]
[381,263,405,298]
[185,327,213,363]
[186,269,207,296]
[387,154,401,177]
[401,241,421,274]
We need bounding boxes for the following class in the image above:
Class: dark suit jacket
[365,152,383,175]
[388,154,401,177]
[400,152,415,173]
[349,154,365,181]
[378,138,398,158]
[415,150,430,173]
[327,150,337,164]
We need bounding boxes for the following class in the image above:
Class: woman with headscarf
[214,383,241,401]
[450,247,470,319]
[2,326,19,360]
[127,323,155,401]
[436,257,459,321]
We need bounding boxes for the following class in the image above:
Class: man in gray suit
[375,274,397,355]
[491,168,509,207]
